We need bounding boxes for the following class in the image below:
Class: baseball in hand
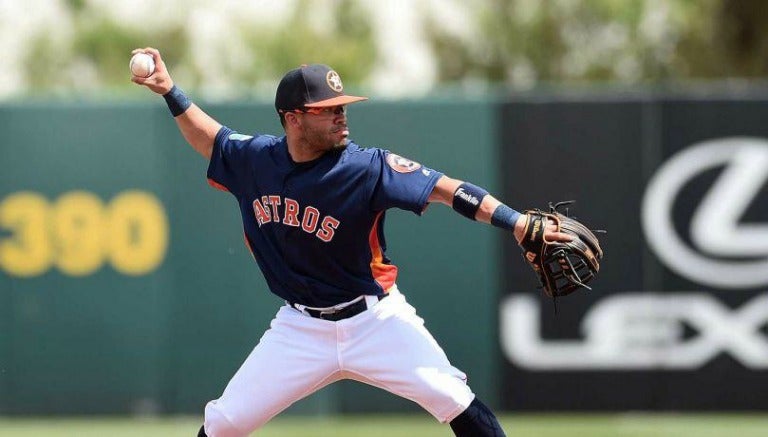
[130,53,155,78]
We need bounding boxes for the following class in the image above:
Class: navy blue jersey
[207,126,443,307]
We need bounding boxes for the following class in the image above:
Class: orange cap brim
[305,95,368,108]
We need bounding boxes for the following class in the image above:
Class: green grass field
[2,414,768,437]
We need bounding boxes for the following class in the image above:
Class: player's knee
[204,402,252,437]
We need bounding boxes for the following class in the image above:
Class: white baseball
[130,53,155,78]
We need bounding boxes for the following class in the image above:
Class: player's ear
[285,112,301,128]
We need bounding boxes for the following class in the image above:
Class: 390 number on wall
[0,190,169,277]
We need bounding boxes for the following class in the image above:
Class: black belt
[292,294,387,321]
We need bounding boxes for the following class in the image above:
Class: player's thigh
[205,306,341,434]
[344,292,474,422]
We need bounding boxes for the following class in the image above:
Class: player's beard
[327,124,349,149]
[305,124,348,152]
[333,134,349,149]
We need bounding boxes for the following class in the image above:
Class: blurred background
[2,0,768,436]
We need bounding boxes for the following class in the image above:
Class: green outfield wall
[5,92,768,415]
[0,100,499,415]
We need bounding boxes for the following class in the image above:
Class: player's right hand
[130,47,174,95]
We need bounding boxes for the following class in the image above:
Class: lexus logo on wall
[642,137,768,289]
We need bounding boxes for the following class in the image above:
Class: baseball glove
[518,201,603,298]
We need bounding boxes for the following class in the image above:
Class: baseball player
[132,47,571,437]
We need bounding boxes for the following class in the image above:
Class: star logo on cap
[326,71,344,92]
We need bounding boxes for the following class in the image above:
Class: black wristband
[452,182,489,220]
[163,85,192,117]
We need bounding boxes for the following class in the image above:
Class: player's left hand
[513,214,573,245]
[516,204,603,298]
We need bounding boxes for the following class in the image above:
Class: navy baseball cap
[275,64,367,112]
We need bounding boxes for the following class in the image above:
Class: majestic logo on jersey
[386,153,422,173]
[228,133,254,141]
[252,195,340,242]
[326,71,344,92]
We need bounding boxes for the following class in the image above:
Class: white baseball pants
[203,286,475,437]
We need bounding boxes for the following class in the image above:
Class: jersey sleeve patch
[229,133,254,141]
[385,153,422,173]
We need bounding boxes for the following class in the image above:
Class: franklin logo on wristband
[455,188,480,206]
[452,182,489,220]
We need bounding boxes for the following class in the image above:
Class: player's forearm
[160,85,222,159]
[431,175,499,221]
[430,175,526,241]
[173,104,222,160]
[474,194,502,223]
